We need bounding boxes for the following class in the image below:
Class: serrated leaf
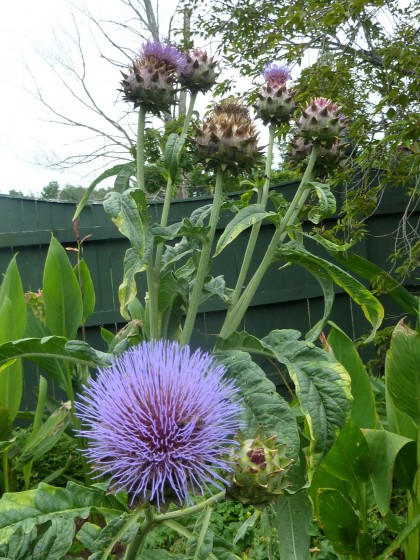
[114,162,136,193]
[274,491,312,560]
[216,351,300,467]
[72,163,128,220]
[103,189,148,252]
[43,237,83,340]
[307,182,336,224]
[0,482,107,544]
[214,205,275,256]
[276,245,384,343]
[32,517,75,560]
[233,511,260,545]
[262,330,352,454]
[150,218,210,244]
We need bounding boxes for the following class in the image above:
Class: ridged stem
[23,376,48,490]
[136,104,158,339]
[230,125,276,308]
[124,505,154,560]
[180,170,225,346]
[155,491,225,522]
[154,92,198,281]
[219,144,320,340]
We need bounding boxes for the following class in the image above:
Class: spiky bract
[76,341,242,509]
[180,49,218,93]
[228,430,292,507]
[120,40,186,115]
[289,135,348,176]
[254,63,295,126]
[296,97,347,146]
[194,99,262,174]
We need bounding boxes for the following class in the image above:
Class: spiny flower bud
[120,40,187,116]
[227,430,292,507]
[180,49,218,94]
[254,63,295,126]
[296,97,347,147]
[194,98,262,174]
[289,135,348,175]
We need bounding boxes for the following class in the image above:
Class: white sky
[0,0,413,196]
[0,0,186,196]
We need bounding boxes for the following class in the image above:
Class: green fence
[0,179,418,408]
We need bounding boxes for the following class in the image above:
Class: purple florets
[76,341,242,508]
[141,40,187,73]
[262,63,291,87]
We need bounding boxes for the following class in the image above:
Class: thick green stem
[100,507,146,560]
[124,506,155,560]
[180,170,225,345]
[136,105,146,192]
[162,520,220,560]
[219,144,320,340]
[155,491,226,523]
[230,125,276,308]
[154,92,198,280]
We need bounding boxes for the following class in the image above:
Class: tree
[186,0,419,275]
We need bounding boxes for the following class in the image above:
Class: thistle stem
[180,170,224,345]
[230,125,276,308]
[124,505,155,560]
[219,144,320,340]
[155,491,226,522]
[193,506,213,560]
[136,105,146,192]
[154,92,198,281]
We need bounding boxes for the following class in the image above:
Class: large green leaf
[0,257,26,421]
[104,189,152,319]
[114,161,136,193]
[214,205,275,256]
[386,321,420,425]
[72,163,128,220]
[261,330,352,454]
[316,489,362,556]
[0,337,109,390]
[327,323,378,429]
[164,133,186,183]
[14,401,72,468]
[158,272,188,341]
[319,421,371,484]
[73,259,95,325]
[307,181,336,224]
[43,237,83,340]
[363,429,414,515]
[216,351,300,468]
[150,218,210,244]
[0,482,109,548]
[326,249,419,317]
[276,245,384,342]
[274,491,312,560]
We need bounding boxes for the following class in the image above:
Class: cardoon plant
[76,341,242,508]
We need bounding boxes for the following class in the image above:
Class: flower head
[194,98,262,174]
[296,97,347,146]
[76,341,242,508]
[120,40,186,115]
[254,63,295,126]
[141,40,187,73]
[262,63,291,87]
[180,49,218,93]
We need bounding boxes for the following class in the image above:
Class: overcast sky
[0,0,185,196]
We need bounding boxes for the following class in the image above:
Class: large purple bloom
[141,40,187,73]
[76,341,242,508]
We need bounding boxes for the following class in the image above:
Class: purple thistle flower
[76,341,242,509]
[262,63,291,87]
[141,40,187,73]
